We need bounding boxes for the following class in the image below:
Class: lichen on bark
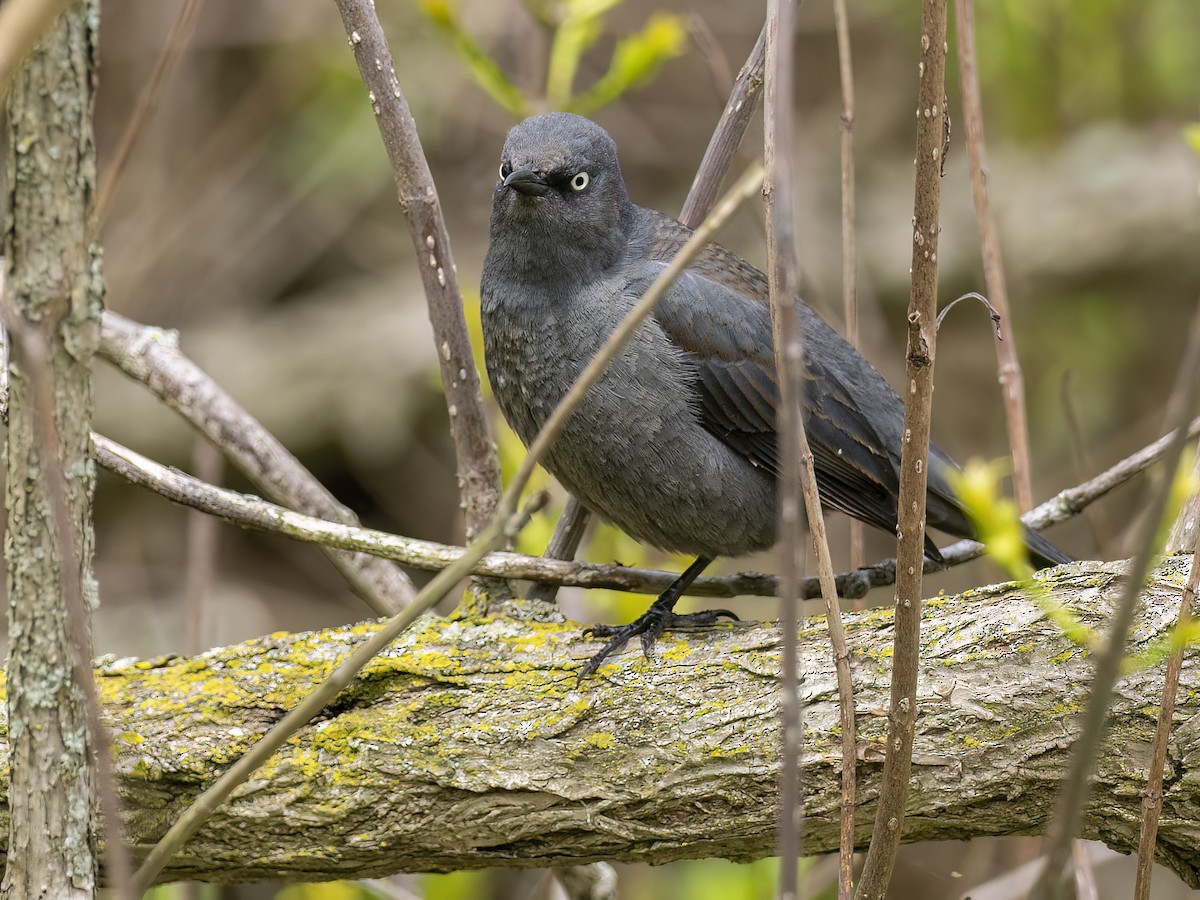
[0,559,1195,886]
[2,2,103,897]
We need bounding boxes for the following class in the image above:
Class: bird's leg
[578,556,738,678]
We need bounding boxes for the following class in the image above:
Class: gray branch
[99,311,416,615]
[51,556,1200,887]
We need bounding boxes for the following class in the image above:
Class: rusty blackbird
[480,113,1070,676]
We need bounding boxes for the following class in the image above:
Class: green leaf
[948,458,1033,580]
[418,0,529,117]
[566,12,687,115]
[546,0,623,107]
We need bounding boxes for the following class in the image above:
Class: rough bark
[0,559,1191,886]
[2,2,101,897]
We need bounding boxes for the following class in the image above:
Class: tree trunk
[7,557,1192,888]
[2,2,102,897]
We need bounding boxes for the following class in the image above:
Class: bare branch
[333,0,502,541]
[764,0,806,888]
[832,0,865,577]
[39,556,1200,888]
[679,23,768,229]
[954,0,1034,512]
[527,496,590,604]
[99,311,416,615]
[856,3,948,896]
[76,412,1200,605]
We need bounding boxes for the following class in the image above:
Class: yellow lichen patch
[659,640,692,662]
[585,731,616,750]
[118,730,145,745]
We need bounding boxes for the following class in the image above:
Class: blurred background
[30,0,1200,896]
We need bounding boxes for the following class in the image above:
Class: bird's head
[490,113,633,276]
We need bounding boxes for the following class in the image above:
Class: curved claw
[577,603,742,681]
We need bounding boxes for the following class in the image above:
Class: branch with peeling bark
[42,556,1195,886]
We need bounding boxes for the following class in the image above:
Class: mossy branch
[1,557,1191,886]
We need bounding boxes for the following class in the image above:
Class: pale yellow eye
[571,171,590,192]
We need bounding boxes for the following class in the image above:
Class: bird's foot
[578,598,738,680]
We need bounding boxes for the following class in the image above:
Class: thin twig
[130,489,549,892]
[934,290,1000,338]
[81,414,1200,607]
[1134,463,1200,900]
[855,3,949,896]
[832,0,864,578]
[798,404,858,898]
[1030,301,1200,900]
[539,22,769,588]
[334,0,502,542]
[95,0,205,221]
[99,310,416,615]
[765,0,805,892]
[679,23,768,228]
[954,0,1034,513]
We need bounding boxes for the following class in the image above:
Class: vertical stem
[680,23,769,230]
[1133,510,1200,900]
[334,0,502,542]
[854,2,948,896]
[954,0,1034,513]
[832,0,865,575]
[764,1,805,895]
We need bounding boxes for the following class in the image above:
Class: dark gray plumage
[481,113,1070,674]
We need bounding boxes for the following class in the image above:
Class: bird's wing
[643,264,907,538]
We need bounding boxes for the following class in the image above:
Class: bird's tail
[1023,526,1072,570]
